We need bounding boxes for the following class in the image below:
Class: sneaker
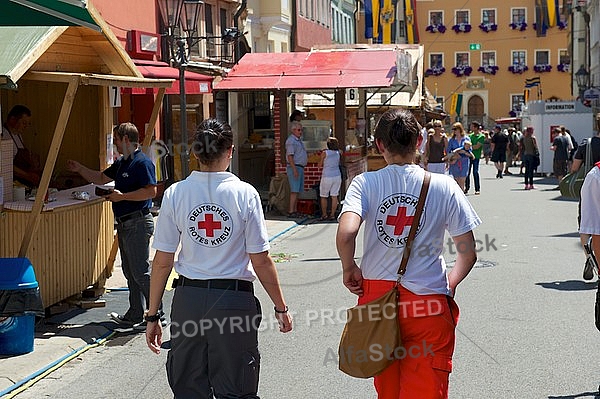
[474,191,480,195]
[530,185,535,189]
[525,185,530,190]
[109,312,140,326]
[583,258,596,280]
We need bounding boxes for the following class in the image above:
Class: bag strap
[397,171,431,278]
[585,137,593,172]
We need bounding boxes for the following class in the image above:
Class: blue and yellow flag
[365,0,380,39]
[404,0,419,44]
[365,0,399,44]
[547,0,559,27]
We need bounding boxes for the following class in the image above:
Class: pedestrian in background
[336,108,480,399]
[446,122,473,191]
[67,122,160,327]
[423,120,448,174]
[318,136,342,220]
[520,126,539,190]
[146,118,292,398]
[483,130,492,165]
[286,120,307,218]
[491,126,509,178]
[550,126,570,187]
[465,121,484,195]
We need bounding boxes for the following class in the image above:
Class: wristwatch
[144,311,161,323]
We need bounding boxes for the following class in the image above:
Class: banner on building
[404,0,419,44]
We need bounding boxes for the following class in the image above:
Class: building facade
[416,0,571,127]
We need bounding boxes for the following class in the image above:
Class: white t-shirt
[579,165,600,235]
[152,171,270,281]
[341,164,481,295]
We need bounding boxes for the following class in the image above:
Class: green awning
[0,26,59,89]
[0,0,100,31]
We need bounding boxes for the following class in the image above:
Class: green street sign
[469,43,481,50]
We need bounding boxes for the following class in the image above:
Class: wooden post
[19,76,80,257]
[334,89,346,150]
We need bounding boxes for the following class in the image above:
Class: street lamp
[158,0,242,179]
[158,0,202,179]
[575,64,590,100]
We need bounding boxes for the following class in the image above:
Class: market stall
[0,9,172,307]
[214,45,424,200]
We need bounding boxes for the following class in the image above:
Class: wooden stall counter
[0,184,114,308]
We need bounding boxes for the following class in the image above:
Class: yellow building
[416,1,571,127]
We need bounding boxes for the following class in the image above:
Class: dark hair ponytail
[192,119,234,165]
[374,109,420,156]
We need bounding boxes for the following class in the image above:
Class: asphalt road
[14,163,600,399]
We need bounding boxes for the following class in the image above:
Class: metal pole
[177,39,189,178]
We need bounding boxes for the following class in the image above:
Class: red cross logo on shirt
[386,207,414,235]
[197,214,222,237]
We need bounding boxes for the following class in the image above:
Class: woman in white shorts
[318,137,342,220]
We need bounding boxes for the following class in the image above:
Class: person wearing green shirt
[465,121,485,195]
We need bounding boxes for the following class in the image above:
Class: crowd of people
[420,119,543,192]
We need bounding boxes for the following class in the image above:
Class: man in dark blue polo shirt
[67,122,161,327]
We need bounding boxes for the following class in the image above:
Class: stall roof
[214,49,414,91]
[0,26,64,89]
[0,0,100,31]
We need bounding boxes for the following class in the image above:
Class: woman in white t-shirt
[318,137,342,220]
[146,119,292,398]
[336,108,481,399]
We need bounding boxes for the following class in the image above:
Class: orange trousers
[357,279,460,399]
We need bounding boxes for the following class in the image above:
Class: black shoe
[109,312,140,326]
[583,258,596,281]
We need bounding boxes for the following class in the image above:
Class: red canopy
[130,61,212,95]
[214,50,400,91]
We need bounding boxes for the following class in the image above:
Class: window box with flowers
[478,23,497,33]
[533,64,552,73]
[478,65,499,75]
[426,24,446,33]
[509,21,527,31]
[508,64,528,74]
[425,66,446,77]
[452,23,472,33]
[452,65,473,77]
[557,63,570,72]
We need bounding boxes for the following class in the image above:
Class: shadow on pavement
[548,391,600,398]
[535,280,598,291]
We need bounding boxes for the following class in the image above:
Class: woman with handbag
[520,126,540,190]
[336,108,481,399]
